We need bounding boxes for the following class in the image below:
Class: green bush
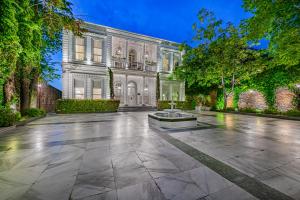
[284,110,300,117]
[23,108,46,117]
[157,99,195,111]
[56,99,120,113]
[0,107,16,127]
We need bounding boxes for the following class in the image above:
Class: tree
[242,0,300,66]
[175,9,264,110]
[0,0,21,105]
[14,0,82,112]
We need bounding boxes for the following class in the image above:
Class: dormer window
[75,37,85,61]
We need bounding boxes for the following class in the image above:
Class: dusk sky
[50,0,252,90]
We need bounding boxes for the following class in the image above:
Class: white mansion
[62,22,185,107]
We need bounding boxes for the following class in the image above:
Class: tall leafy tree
[15,0,82,112]
[176,9,263,109]
[0,0,21,105]
[242,0,300,66]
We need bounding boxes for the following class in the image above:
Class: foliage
[22,108,46,117]
[156,73,160,101]
[175,9,264,110]
[242,0,300,67]
[108,68,114,99]
[0,107,16,127]
[0,0,82,110]
[0,0,21,104]
[157,96,195,111]
[56,99,120,114]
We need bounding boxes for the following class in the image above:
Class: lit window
[162,51,170,71]
[75,37,85,60]
[93,39,102,63]
[74,79,84,99]
[92,80,102,99]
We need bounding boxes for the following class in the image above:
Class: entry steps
[118,106,157,112]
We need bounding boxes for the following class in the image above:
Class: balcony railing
[111,58,157,72]
[112,57,126,69]
[128,62,143,71]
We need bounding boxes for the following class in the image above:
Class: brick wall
[238,90,268,110]
[275,87,296,112]
[32,83,62,112]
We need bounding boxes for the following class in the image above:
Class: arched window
[128,49,137,69]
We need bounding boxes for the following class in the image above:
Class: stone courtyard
[0,112,299,200]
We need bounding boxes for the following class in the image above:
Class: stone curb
[220,111,300,121]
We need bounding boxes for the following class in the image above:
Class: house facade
[62,22,185,107]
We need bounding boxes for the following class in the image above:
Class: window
[114,82,122,100]
[75,37,85,60]
[162,51,170,71]
[92,80,102,99]
[74,79,84,99]
[93,39,102,63]
[173,53,181,68]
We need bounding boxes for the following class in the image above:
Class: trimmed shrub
[157,99,195,111]
[23,108,46,117]
[56,99,120,114]
[0,107,16,127]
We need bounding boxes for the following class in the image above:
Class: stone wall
[275,87,296,112]
[238,90,268,110]
[226,93,234,108]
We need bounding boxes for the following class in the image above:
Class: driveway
[0,112,299,200]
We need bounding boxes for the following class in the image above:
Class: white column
[125,40,128,70]
[160,80,163,101]
[143,43,146,71]
[86,36,92,63]
[170,52,174,72]
[125,74,128,105]
[142,76,145,105]
[87,78,92,99]
[169,83,172,101]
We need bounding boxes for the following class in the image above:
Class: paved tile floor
[0,111,299,200]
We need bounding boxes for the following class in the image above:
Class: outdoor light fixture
[116,46,122,55]
[144,51,149,60]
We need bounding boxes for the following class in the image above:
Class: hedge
[0,107,16,127]
[56,99,120,113]
[157,100,195,111]
[23,108,46,117]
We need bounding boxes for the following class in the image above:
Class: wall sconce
[144,51,149,60]
[116,46,122,55]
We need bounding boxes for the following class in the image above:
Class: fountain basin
[148,111,197,129]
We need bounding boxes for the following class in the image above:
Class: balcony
[145,61,157,72]
[128,62,143,71]
[112,57,126,69]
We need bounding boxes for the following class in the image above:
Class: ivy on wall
[215,65,300,111]
[108,68,114,99]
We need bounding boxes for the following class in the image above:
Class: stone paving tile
[117,180,165,200]
[71,168,115,199]
[0,112,298,200]
[204,185,258,200]
[155,170,207,200]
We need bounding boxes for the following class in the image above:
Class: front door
[127,82,137,106]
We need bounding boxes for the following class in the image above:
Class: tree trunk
[2,75,15,106]
[20,78,31,113]
[222,74,227,110]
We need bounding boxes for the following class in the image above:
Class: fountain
[148,98,197,129]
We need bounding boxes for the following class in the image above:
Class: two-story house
[62,22,185,107]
